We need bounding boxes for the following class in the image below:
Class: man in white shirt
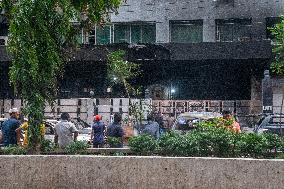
[54,113,78,148]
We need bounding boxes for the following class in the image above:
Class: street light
[170,88,176,100]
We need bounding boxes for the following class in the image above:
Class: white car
[0,118,8,144]
[172,112,222,132]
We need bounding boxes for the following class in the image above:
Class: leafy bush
[129,134,158,155]
[158,132,189,156]
[235,133,270,158]
[128,118,284,158]
[0,145,27,155]
[107,137,122,148]
[263,133,282,152]
[65,141,89,155]
[40,139,56,153]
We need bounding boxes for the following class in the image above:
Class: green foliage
[235,133,268,158]
[270,15,284,75]
[2,0,123,151]
[107,137,122,147]
[129,134,158,155]
[128,119,284,158]
[64,141,89,154]
[40,139,56,153]
[107,50,141,98]
[158,132,188,156]
[0,145,27,155]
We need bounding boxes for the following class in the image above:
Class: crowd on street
[0,107,241,149]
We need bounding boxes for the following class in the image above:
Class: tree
[0,0,123,152]
[270,15,284,75]
[107,50,144,125]
[107,50,140,98]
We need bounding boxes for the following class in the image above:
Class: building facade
[0,0,284,101]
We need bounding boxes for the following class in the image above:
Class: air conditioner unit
[0,36,8,46]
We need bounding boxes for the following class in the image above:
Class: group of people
[0,107,241,148]
[1,107,54,147]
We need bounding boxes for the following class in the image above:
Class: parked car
[172,112,222,132]
[0,118,8,144]
[254,115,284,137]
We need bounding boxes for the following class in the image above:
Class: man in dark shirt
[142,114,160,139]
[2,108,21,146]
[106,113,124,148]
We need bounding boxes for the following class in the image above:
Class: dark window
[170,20,203,43]
[114,23,156,44]
[96,25,111,44]
[216,0,234,5]
[0,24,8,36]
[216,18,252,42]
[114,24,131,43]
[89,25,111,45]
[266,17,282,40]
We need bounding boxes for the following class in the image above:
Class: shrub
[263,133,282,152]
[65,141,89,155]
[129,134,158,155]
[107,137,122,148]
[235,133,268,158]
[40,139,56,153]
[158,131,188,156]
[0,145,27,155]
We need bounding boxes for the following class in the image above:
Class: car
[254,115,284,137]
[172,112,222,133]
[0,118,8,144]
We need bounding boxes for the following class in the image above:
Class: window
[215,0,234,5]
[216,18,252,42]
[0,23,8,36]
[89,25,112,45]
[114,23,156,44]
[266,17,282,40]
[88,23,156,44]
[170,20,203,43]
[96,25,111,44]
[114,24,131,43]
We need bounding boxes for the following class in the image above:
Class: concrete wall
[111,0,284,43]
[0,156,284,189]
[0,98,151,125]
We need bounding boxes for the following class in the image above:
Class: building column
[203,18,216,42]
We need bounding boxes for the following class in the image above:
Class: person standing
[155,112,165,135]
[54,113,78,149]
[106,113,124,148]
[16,118,45,147]
[222,110,241,133]
[91,115,105,148]
[2,108,21,146]
[142,114,160,139]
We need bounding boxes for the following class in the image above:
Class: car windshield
[176,117,199,131]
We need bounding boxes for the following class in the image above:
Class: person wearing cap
[90,115,106,148]
[2,108,21,146]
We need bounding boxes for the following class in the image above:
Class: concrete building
[0,0,284,102]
